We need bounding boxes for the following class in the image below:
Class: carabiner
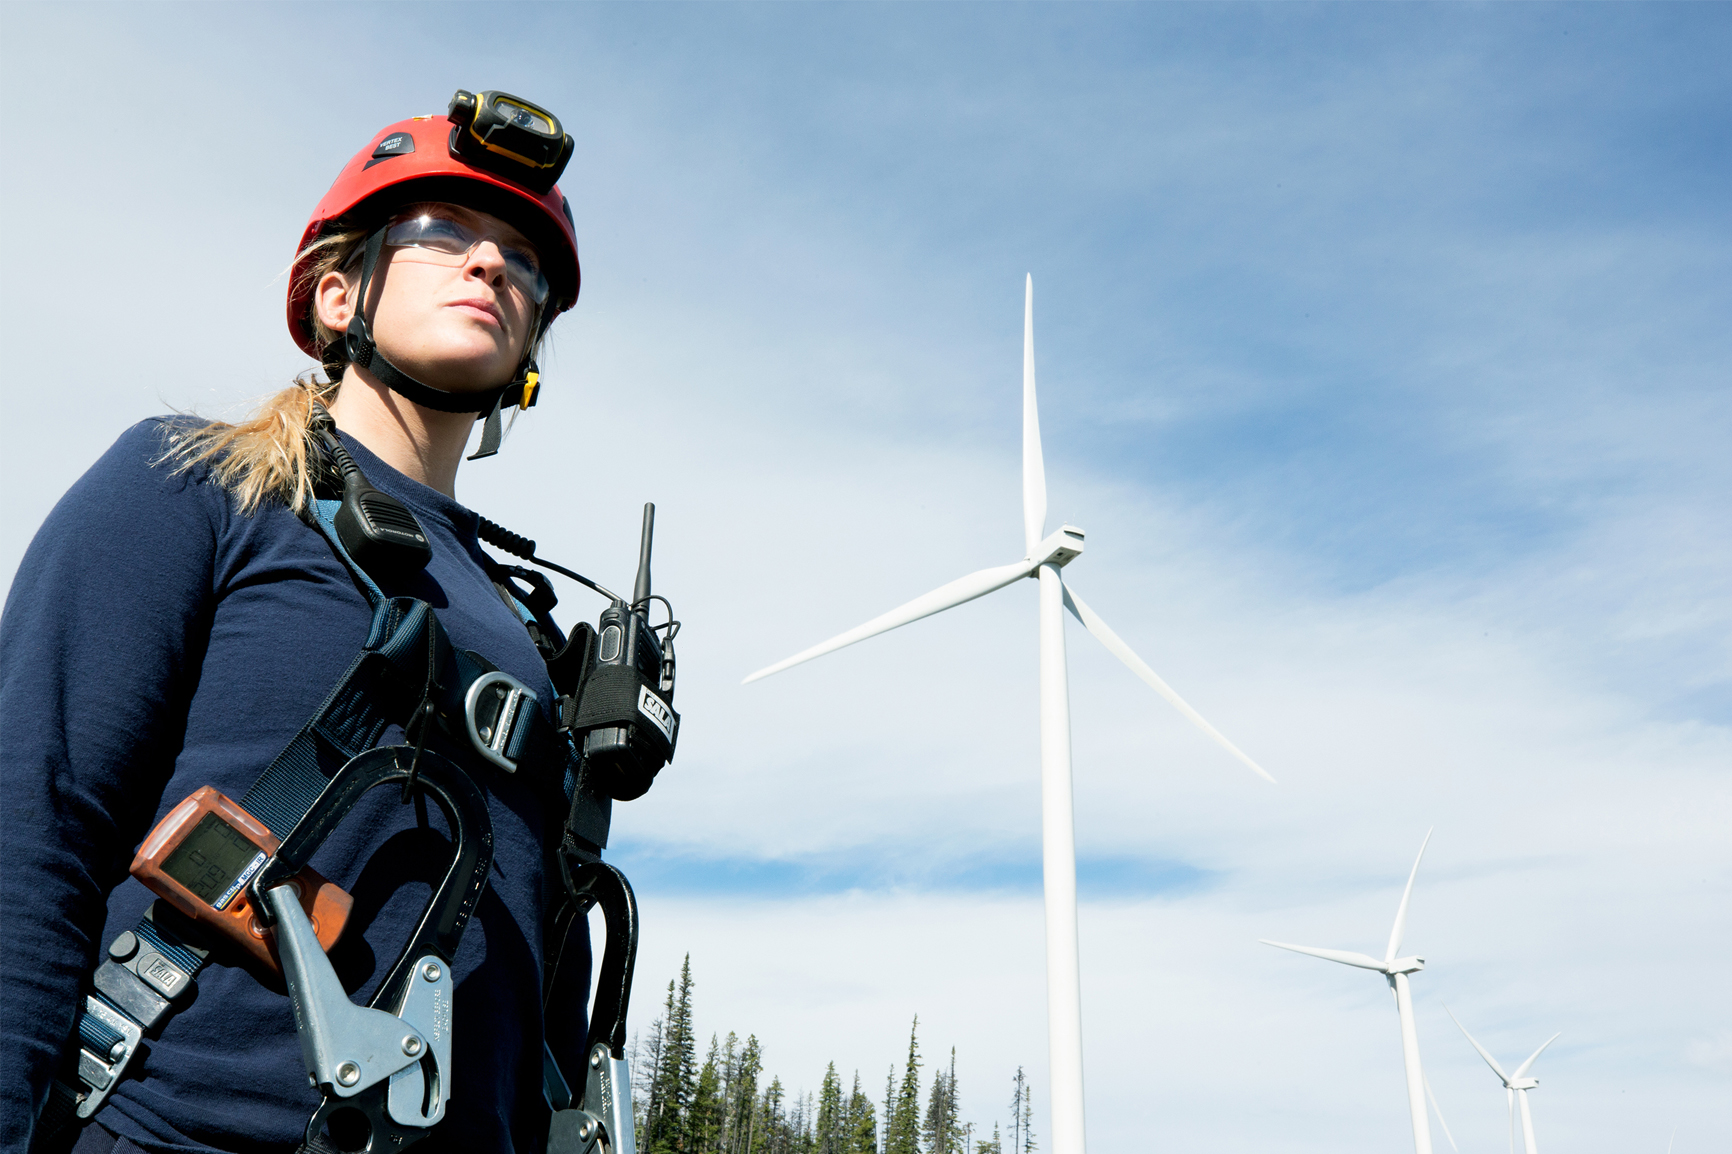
[545,854,639,1154]
[251,745,494,1152]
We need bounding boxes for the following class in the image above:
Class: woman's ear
[314,269,357,334]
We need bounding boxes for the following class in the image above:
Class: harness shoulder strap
[43,509,578,1140]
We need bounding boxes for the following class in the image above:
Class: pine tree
[1014,1068,1035,1154]
[974,1122,1003,1154]
[942,1050,962,1154]
[759,1076,786,1154]
[813,1062,844,1154]
[716,1033,741,1154]
[843,1072,877,1154]
[689,1035,724,1154]
[882,1066,896,1153]
[884,1017,922,1154]
[727,1035,763,1154]
[639,1010,669,1144]
[789,1089,816,1154]
[920,1048,961,1154]
[647,957,699,1153]
[644,978,678,1151]
[624,1029,647,1141]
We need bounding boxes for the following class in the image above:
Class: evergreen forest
[628,956,1039,1154]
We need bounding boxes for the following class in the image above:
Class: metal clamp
[385,956,454,1127]
[267,885,426,1103]
[464,670,537,772]
[67,996,144,1119]
[548,1042,637,1154]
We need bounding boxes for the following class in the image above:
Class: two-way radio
[479,503,680,807]
[574,505,678,800]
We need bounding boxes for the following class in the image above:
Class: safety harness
[37,443,647,1154]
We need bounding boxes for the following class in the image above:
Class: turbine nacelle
[1507,1076,1538,1091]
[1386,956,1425,976]
[1028,525,1085,570]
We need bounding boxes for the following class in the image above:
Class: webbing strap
[309,496,384,607]
[45,471,576,1144]
[46,598,442,1138]
[131,917,204,976]
[76,1012,124,1056]
[242,598,430,834]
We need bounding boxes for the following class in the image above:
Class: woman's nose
[466,239,509,284]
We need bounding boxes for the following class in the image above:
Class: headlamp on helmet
[448,89,574,195]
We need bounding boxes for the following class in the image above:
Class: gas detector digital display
[132,786,353,972]
[159,812,267,908]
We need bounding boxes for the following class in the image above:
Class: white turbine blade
[1507,1089,1516,1154]
[1022,274,1047,555]
[1259,939,1388,971]
[1510,1033,1560,1080]
[1445,1005,1512,1084]
[1060,582,1275,783]
[742,558,1036,683]
[1018,272,1046,554]
[1385,827,1433,965]
[1424,1074,1460,1152]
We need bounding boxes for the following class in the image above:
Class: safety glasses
[384,209,549,305]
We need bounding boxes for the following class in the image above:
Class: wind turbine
[1446,1007,1559,1154]
[743,276,1274,1154]
[1261,831,1436,1154]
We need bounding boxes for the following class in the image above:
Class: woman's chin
[384,347,519,393]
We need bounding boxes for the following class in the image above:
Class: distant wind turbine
[1446,1006,1559,1154]
[744,276,1274,1154]
[1262,831,1436,1154]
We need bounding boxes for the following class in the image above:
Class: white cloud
[2,5,1727,1150]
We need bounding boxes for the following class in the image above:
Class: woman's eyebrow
[455,205,533,249]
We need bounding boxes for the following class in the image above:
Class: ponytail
[162,226,369,515]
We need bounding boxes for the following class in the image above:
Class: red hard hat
[287,113,581,359]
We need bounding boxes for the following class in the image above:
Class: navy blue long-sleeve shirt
[0,419,584,1153]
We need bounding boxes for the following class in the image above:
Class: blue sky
[3,3,1728,1151]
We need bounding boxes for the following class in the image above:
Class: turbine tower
[744,276,1274,1154]
[1261,831,1436,1154]
[1446,1007,1559,1154]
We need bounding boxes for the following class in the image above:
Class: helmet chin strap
[341,224,541,461]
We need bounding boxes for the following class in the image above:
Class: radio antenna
[632,503,655,618]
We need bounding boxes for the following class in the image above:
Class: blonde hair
[160,226,367,514]
[164,215,548,515]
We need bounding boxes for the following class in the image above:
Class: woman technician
[2,91,613,1153]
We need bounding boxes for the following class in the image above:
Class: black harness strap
[40,503,577,1146]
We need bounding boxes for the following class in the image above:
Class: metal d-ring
[464,670,537,773]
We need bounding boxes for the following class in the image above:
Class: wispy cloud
[2,3,1727,1149]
